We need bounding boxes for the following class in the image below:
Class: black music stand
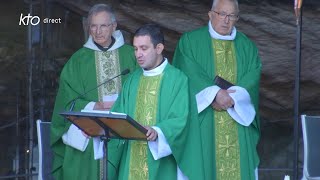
[60,111,147,180]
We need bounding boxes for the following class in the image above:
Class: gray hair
[211,0,239,13]
[87,4,116,26]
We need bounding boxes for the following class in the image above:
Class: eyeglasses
[89,23,113,31]
[212,10,239,21]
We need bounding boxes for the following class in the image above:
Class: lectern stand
[60,111,147,180]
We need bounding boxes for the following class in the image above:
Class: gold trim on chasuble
[128,74,163,180]
[94,50,121,179]
[212,39,241,180]
[95,50,122,101]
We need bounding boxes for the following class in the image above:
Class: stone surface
[0,0,319,178]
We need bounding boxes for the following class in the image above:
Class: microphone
[67,68,130,111]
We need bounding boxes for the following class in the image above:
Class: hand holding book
[213,76,235,110]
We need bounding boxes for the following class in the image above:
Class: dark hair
[134,23,164,47]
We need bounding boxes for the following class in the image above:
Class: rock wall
[0,0,319,178]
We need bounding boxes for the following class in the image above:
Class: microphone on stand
[67,68,130,111]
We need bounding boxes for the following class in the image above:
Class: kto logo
[19,13,40,25]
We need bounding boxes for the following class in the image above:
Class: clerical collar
[155,57,166,68]
[93,36,115,52]
[208,21,237,40]
[143,58,168,77]
[83,30,125,52]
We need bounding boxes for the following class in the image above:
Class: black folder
[213,75,234,89]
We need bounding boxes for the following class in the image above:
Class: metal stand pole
[293,9,302,180]
[100,128,109,180]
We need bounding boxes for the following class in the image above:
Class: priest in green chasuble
[110,23,203,180]
[50,4,137,180]
[173,0,261,179]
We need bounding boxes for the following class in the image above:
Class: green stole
[212,39,241,179]
[95,50,121,179]
[128,74,163,180]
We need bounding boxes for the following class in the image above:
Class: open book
[81,109,126,115]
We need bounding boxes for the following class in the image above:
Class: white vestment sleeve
[226,86,256,126]
[196,85,221,113]
[148,126,172,160]
[93,137,104,160]
[62,124,89,152]
[177,166,189,180]
[147,128,188,180]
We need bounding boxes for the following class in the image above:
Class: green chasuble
[173,26,261,180]
[111,63,204,180]
[50,44,137,180]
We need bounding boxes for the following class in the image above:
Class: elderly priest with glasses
[50,3,137,180]
[173,0,262,179]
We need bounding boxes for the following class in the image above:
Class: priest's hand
[214,89,235,110]
[93,101,115,111]
[211,101,223,111]
[144,126,158,141]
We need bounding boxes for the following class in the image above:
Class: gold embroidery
[213,39,241,180]
[128,75,163,180]
[95,50,122,101]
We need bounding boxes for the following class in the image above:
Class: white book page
[81,109,126,116]
[81,109,110,114]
